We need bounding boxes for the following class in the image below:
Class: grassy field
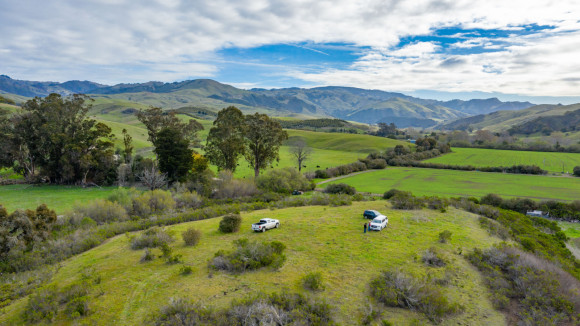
[323,167,580,201]
[0,201,505,325]
[0,185,118,214]
[425,147,580,174]
[559,221,580,238]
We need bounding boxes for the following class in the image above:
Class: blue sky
[1,0,580,104]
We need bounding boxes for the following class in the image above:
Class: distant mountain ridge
[0,75,535,127]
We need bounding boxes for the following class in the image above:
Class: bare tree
[289,139,312,172]
[117,163,132,187]
[139,166,167,190]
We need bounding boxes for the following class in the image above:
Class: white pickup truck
[252,218,280,232]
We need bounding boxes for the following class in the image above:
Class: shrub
[301,271,325,291]
[389,192,424,210]
[209,238,286,273]
[421,248,446,267]
[107,187,141,211]
[174,191,203,209]
[73,199,128,224]
[256,167,311,194]
[159,243,182,264]
[23,286,59,322]
[480,193,503,207]
[467,246,580,324]
[324,183,356,195]
[438,230,452,243]
[383,188,405,199]
[182,227,201,246]
[152,298,213,326]
[369,270,461,323]
[213,172,259,199]
[574,166,580,177]
[130,227,174,250]
[140,249,154,262]
[218,213,242,233]
[143,189,175,212]
[179,265,193,275]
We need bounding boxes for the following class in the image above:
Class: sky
[2,0,580,104]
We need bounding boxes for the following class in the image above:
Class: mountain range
[0,75,535,127]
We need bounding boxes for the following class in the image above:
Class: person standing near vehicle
[364,223,367,233]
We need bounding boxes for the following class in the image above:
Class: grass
[559,221,580,239]
[425,147,580,174]
[0,185,119,214]
[324,167,580,201]
[0,201,505,325]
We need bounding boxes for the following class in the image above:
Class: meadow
[0,201,505,325]
[323,167,580,201]
[0,185,118,214]
[424,147,580,174]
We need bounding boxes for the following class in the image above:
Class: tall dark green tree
[122,128,134,163]
[244,113,288,178]
[155,127,193,183]
[205,106,246,172]
[136,107,203,147]
[0,94,116,184]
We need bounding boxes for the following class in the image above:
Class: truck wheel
[275,223,279,228]
[262,227,266,232]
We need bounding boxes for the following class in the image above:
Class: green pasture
[0,185,118,214]
[0,201,505,325]
[425,147,580,174]
[559,222,580,239]
[324,167,580,201]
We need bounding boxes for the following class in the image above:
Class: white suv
[369,215,388,231]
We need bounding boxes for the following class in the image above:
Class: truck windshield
[372,219,382,223]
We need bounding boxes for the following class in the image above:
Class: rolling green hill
[440,103,580,132]
[0,202,505,325]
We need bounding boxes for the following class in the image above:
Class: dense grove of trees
[0,94,116,184]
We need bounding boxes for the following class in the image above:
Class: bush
[130,227,174,250]
[301,271,325,291]
[209,238,286,273]
[383,188,405,199]
[179,265,193,275]
[73,199,128,224]
[574,166,580,177]
[324,183,356,195]
[218,214,242,233]
[107,187,141,211]
[140,249,154,262]
[23,286,59,322]
[421,248,446,267]
[131,190,175,217]
[468,245,580,324]
[438,230,452,243]
[152,298,213,326]
[369,270,461,323]
[174,191,203,209]
[213,171,260,199]
[182,227,201,247]
[480,193,503,207]
[256,167,311,194]
[389,192,424,210]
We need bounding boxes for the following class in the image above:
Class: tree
[415,137,437,151]
[122,128,134,164]
[205,106,246,172]
[573,166,580,177]
[154,127,194,183]
[0,94,116,184]
[136,107,203,147]
[139,165,167,190]
[289,138,311,172]
[243,113,288,178]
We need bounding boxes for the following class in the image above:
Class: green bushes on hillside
[369,269,462,323]
[468,245,580,324]
[256,167,312,194]
[218,213,242,233]
[151,291,334,325]
[130,227,174,250]
[324,183,356,195]
[574,166,580,177]
[209,238,286,273]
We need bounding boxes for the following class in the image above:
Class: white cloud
[0,0,579,96]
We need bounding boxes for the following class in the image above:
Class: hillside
[508,108,580,135]
[0,202,505,325]
[439,103,580,132]
[0,76,536,127]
